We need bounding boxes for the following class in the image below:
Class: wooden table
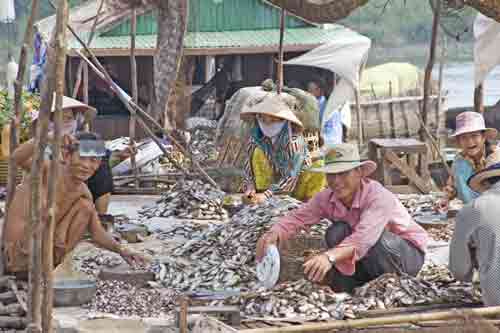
[368,138,432,194]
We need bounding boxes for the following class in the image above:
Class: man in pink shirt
[256,144,429,292]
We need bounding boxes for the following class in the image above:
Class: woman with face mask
[240,94,326,204]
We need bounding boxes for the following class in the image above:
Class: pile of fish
[227,279,346,320]
[84,280,177,317]
[154,197,330,291]
[188,128,218,165]
[397,193,443,217]
[73,251,124,277]
[426,223,455,241]
[224,263,480,320]
[139,179,229,221]
[343,268,479,315]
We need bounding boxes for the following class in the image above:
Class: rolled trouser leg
[359,230,425,280]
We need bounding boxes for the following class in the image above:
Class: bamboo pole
[71,0,105,99]
[75,50,219,188]
[355,88,363,145]
[5,0,41,276]
[474,83,484,114]
[420,0,441,142]
[239,306,500,333]
[41,0,68,332]
[277,8,286,94]
[129,7,139,189]
[436,33,446,160]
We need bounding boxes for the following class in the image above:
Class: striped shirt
[450,181,500,306]
[243,121,311,198]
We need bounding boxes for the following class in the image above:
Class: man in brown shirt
[3,131,143,274]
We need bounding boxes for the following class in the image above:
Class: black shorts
[86,159,114,202]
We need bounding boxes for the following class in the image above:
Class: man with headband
[3,132,144,276]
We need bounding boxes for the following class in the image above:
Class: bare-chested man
[3,131,143,275]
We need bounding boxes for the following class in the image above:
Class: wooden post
[71,0,105,99]
[436,34,447,158]
[130,8,139,189]
[420,0,441,142]
[5,0,41,276]
[277,8,286,94]
[474,83,484,114]
[41,1,68,332]
[355,88,363,145]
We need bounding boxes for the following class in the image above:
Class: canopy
[284,27,371,90]
[474,13,500,87]
[284,25,371,128]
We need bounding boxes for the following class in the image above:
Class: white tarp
[284,27,371,128]
[0,0,16,22]
[474,13,500,87]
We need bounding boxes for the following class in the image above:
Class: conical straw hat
[240,93,304,130]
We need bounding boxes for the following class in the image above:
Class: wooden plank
[381,149,392,186]
[384,150,431,193]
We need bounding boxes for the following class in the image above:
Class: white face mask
[257,117,286,139]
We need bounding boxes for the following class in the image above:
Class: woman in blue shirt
[449,112,497,204]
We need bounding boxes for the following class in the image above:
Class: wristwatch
[324,252,336,265]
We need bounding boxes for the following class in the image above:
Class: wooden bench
[368,138,432,194]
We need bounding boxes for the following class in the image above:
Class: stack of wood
[0,276,28,331]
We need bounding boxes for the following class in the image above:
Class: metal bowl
[53,280,97,307]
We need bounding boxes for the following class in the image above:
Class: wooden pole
[130,7,139,189]
[420,0,441,142]
[277,8,286,94]
[5,0,41,276]
[71,0,105,99]
[239,306,500,333]
[436,33,446,159]
[41,0,68,331]
[474,83,484,114]
[355,88,363,145]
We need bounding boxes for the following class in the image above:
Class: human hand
[303,253,332,283]
[119,247,148,266]
[256,231,280,262]
[435,198,449,213]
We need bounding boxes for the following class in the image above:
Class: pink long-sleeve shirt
[271,178,429,275]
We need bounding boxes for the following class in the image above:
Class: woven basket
[279,233,326,282]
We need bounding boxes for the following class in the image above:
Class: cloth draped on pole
[284,27,371,130]
[0,0,16,22]
[29,33,48,93]
[474,13,500,87]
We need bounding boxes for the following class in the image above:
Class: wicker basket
[279,233,326,282]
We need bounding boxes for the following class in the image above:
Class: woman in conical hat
[240,93,326,203]
[445,111,498,205]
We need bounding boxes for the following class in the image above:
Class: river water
[437,62,500,109]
